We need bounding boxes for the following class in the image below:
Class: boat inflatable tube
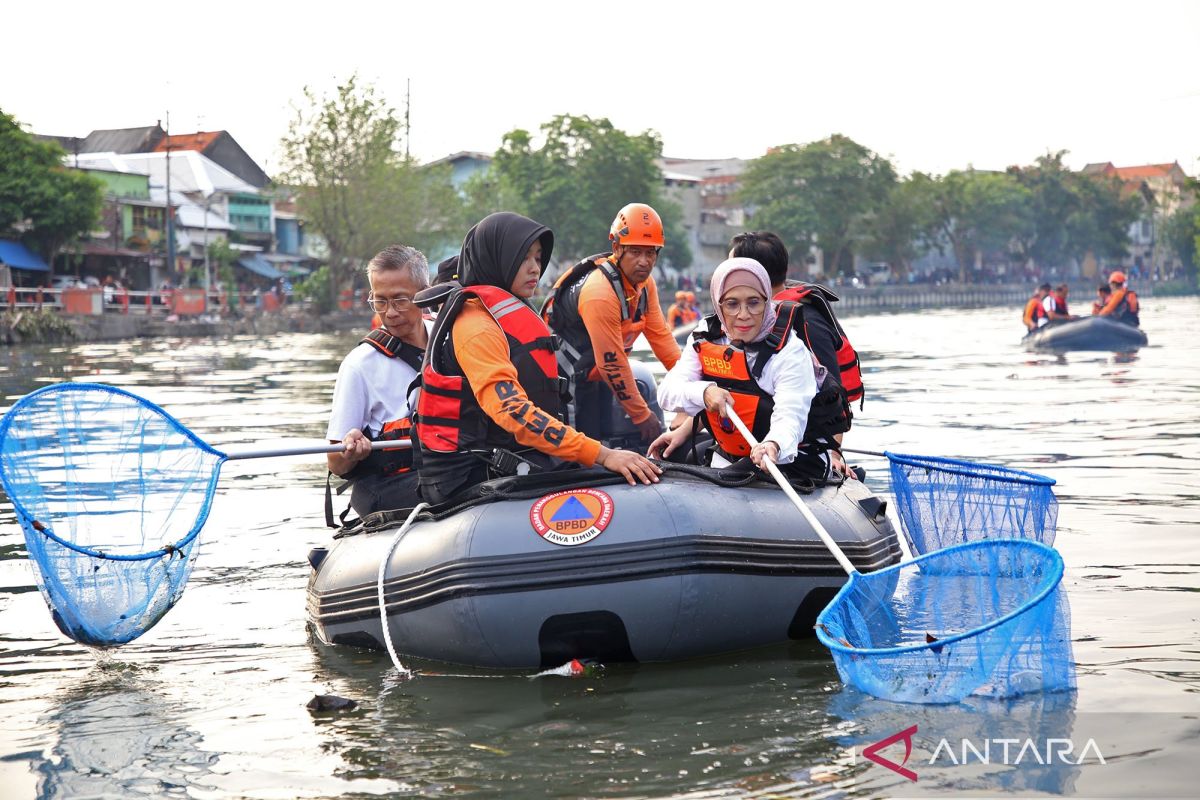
[307,468,901,669]
[1024,316,1147,352]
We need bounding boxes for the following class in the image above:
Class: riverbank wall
[2,280,1191,344]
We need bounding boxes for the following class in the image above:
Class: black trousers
[349,470,422,517]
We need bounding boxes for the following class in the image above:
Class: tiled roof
[152,131,223,154]
[1111,163,1181,180]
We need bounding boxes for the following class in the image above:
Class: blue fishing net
[887,452,1058,555]
[0,383,224,646]
[816,539,1074,704]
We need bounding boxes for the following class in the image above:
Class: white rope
[376,502,429,678]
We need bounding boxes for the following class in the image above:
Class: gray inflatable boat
[1024,316,1147,351]
[306,467,901,669]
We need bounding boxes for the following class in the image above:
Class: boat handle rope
[377,502,429,679]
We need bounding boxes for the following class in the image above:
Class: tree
[1162,199,1198,281]
[1065,173,1139,265]
[277,75,463,307]
[860,172,941,276]
[0,110,103,264]
[471,115,691,268]
[930,170,1033,281]
[739,134,897,276]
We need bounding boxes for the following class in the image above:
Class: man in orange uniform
[1096,270,1141,326]
[543,203,681,444]
[415,212,661,504]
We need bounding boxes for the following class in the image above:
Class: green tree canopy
[860,172,942,276]
[739,134,897,276]
[466,114,691,268]
[929,169,1033,280]
[277,75,463,306]
[0,110,103,263]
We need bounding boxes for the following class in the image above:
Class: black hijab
[458,212,554,292]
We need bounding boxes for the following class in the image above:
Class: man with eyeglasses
[542,203,680,446]
[325,245,432,523]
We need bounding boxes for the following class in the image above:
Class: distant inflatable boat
[306,467,901,669]
[1024,317,1147,352]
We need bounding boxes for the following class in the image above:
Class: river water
[0,298,1196,799]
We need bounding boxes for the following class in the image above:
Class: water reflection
[36,661,217,798]
[311,639,858,797]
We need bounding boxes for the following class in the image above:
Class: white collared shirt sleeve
[752,331,817,465]
[656,342,710,415]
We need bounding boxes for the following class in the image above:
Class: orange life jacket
[773,284,864,408]
[1023,296,1048,327]
[416,285,565,487]
[691,304,852,460]
[1106,288,1140,325]
[694,338,778,459]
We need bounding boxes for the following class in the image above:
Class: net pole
[727,412,856,576]
[223,439,412,461]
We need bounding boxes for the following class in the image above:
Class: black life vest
[692,305,852,460]
[542,253,648,378]
[416,285,566,491]
[773,283,864,408]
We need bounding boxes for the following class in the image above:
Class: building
[152,131,270,189]
[1082,161,1193,277]
[661,157,748,270]
[428,151,493,192]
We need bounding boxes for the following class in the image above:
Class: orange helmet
[684,291,696,303]
[609,203,664,248]
[674,291,686,301]
[1108,270,1127,284]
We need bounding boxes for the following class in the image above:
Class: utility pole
[165,111,176,287]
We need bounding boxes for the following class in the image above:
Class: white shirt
[326,320,433,440]
[657,330,817,466]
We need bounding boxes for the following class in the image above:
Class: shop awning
[236,254,283,280]
[0,239,50,272]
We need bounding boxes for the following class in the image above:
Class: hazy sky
[7,0,1199,178]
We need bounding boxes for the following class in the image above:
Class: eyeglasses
[367,294,415,313]
[719,297,766,316]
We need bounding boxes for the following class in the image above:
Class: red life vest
[416,285,565,487]
[773,284,865,408]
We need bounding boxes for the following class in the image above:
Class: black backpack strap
[361,328,425,372]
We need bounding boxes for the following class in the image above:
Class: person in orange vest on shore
[666,291,689,329]
[1096,270,1140,326]
[727,231,860,479]
[542,203,681,445]
[1091,283,1112,315]
[415,212,661,505]
[1022,283,1051,332]
[1044,283,1077,323]
[684,291,700,320]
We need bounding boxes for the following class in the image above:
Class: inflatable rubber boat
[306,467,901,669]
[1024,316,1147,351]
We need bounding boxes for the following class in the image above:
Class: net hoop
[815,538,1064,657]
[884,451,1056,487]
[0,382,229,561]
